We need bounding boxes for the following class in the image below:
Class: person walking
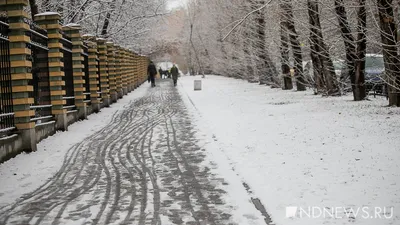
[147,61,157,87]
[170,64,179,87]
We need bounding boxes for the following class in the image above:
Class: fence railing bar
[62,96,75,100]
[29,29,48,40]
[29,41,49,51]
[61,37,72,45]
[0,134,18,141]
[0,36,8,41]
[62,47,72,53]
[83,92,90,95]
[35,120,56,127]
[30,104,52,109]
[0,127,15,133]
[0,112,14,118]
[0,20,8,27]
[30,115,53,122]
[67,110,78,114]
[63,105,76,109]
[83,100,91,103]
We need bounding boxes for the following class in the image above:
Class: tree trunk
[101,13,112,36]
[335,0,367,100]
[29,0,39,18]
[307,0,325,93]
[354,0,367,100]
[101,0,117,36]
[279,2,293,90]
[309,0,340,95]
[282,0,306,91]
[244,31,256,82]
[41,0,51,11]
[377,0,400,106]
[256,0,268,84]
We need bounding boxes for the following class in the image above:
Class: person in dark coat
[170,64,179,86]
[147,61,157,87]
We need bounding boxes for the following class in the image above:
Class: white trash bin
[194,80,202,91]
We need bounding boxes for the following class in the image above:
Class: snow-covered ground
[178,75,400,225]
[1,75,399,225]
[0,86,148,208]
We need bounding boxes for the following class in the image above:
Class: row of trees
[26,0,169,55]
[182,0,400,106]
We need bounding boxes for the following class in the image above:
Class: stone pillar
[83,35,101,113]
[63,24,86,120]
[2,0,37,151]
[97,38,110,107]
[35,12,68,131]
[134,52,140,88]
[141,56,146,85]
[138,55,143,85]
[106,42,118,102]
[126,50,131,92]
[121,48,128,95]
[130,51,137,90]
[115,46,123,98]
[132,52,137,89]
[145,57,149,84]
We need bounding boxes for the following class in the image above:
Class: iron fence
[60,32,76,112]
[0,15,15,135]
[82,42,91,105]
[26,18,53,125]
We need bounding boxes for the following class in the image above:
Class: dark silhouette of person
[170,64,179,87]
[147,61,157,87]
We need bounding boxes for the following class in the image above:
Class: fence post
[129,50,135,90]
[2,0,37,151]
[138,55,142,85]
[143,56,150,84]
[132,52,138,88]
[138,55,143,85]
[115,45,123,98]
[106,42,117,103]
[63,24,86,119]
[35,13,68,131]
[141,56,146,84]
[126,50,131,92]
[96,38,110,107]
[143,56,148,84]
[83,36,101,113]
[121,48,128,95]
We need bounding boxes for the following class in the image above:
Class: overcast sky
[167,0,186,10]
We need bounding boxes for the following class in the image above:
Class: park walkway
[0,80,239,225]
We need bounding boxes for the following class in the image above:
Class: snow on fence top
[34,12,61,17]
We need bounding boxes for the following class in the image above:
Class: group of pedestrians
[147,61,180,87]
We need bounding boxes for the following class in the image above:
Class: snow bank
[0,86,148,207]
[178,75,400,225]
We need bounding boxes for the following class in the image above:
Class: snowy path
[0,80,265,225]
